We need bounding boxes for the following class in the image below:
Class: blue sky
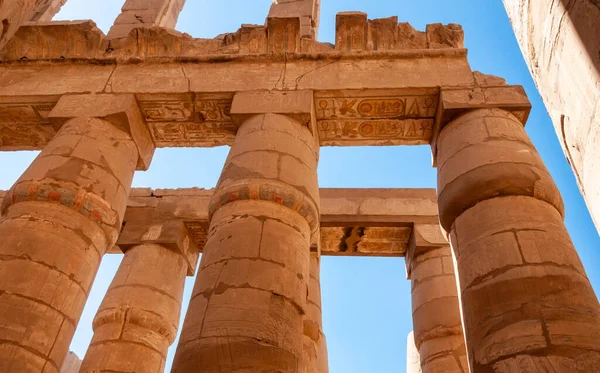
[0,1,598,372]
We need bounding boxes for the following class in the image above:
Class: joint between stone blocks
[48,93,156,170]
[117,220,199,275]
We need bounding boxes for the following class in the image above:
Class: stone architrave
[503,0,600,234]
[171,91,319,371]
[0,94,151,373]
[79,220,193,372]
[436,108,600,372]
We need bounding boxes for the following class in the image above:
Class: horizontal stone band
[209,179,319,234]
[2,179,119,230]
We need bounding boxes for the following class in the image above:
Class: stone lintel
[48,94,155,170]
[111,187,440,258]
[0,47,475,150]
[117,219,198,275]
[430,83,532,166]
[230,90,314,127]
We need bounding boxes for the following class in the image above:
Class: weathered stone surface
[48,94,155,170]
[80,243,188,373]
[0,116,139,372]
[172,113,319,372]
[503,0,600,234]
[437,107,600,372]
[26,0,66,22]
[59,352,81,373]
[0,0,37,51]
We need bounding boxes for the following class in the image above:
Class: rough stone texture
[268,0,320,40]
[107,0,186,40]
[409,246,468,373]
[80,243,188,373]
[406,331,422,373]
[437,108,600,372]
[303,252,329,373]
[26,0,66,22]
[0,0,37,50]
[503,0,600,233]
[59,352,81,373]
[0,116,138,373]
[171,113,319,372]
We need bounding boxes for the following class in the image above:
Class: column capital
[48,93,155,170]
[405,223,448,279]
[117,220,199,275]
[430,75,531,165]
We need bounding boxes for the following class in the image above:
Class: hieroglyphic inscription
[320,226,411,256]
[139,98,236,147]
[185,222,208,250]
[316,95,437,120]
[315,94,438,146]
[0,102,57,149]
[319,119,434,145]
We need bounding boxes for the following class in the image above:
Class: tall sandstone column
[304,251,329,373]
[406,331,423,373]
[80,243,189,373]
[0,94,153,373]
[503,0,600,233]
[437,108,600,372]
[409,245,468,372]
[172,111,320,372]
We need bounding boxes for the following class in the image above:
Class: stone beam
[105,187,442,257]
[0,16,530,151]
[107,0,186,40]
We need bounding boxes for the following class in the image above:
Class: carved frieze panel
[0,100,58,150]
[321,226,411,256]
[185,222,208,250]
[315,90,439,146]
[138,94,236,147]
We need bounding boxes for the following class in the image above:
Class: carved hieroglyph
[137,94,236,147]
[315,90,438,146]
[320,226,412,256]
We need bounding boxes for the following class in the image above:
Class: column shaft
[407,331,423,373]
[80,244,188,373]
[411,246,468,372]
[172,113,319,372]
[437,108,600,372]
[0,117,138,373]
[304,252,329,373]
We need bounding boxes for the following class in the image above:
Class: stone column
[503,0,600,234]
[0,94,153,373]
[408,244,468,373]
[171,108,319,372]
[304,251,329,373]
[436,108,600,372]
[80,242,189,373]
[406,331,422,373]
